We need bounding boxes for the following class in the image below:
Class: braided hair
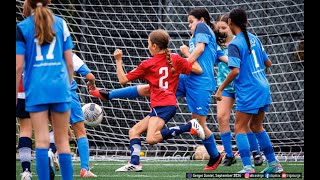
[149,29,175,74]
[229,8,251,54]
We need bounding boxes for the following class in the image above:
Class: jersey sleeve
[126,60,147,81]
[257,38,269,61]
[73,54,91,76]
[172,54,192,75]
[215,46,225,64]
[16,25,26,55]
[194,23,211,45]
[228,44,241,68]
[62,19,74,51]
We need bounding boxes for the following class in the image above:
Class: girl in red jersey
[91,29,205,172]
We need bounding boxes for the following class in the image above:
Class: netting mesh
[16,0,304,161]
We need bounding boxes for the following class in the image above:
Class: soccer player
[215,8,283,173]
[16,0,74,179]
[50,53,97,178]
[92,29,205,172]
[90,7,225,171]
[215,13,264,167]
[17,75,33,180]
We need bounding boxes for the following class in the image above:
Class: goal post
[16,0,304,162]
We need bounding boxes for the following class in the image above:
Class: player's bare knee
[146,136,158,145]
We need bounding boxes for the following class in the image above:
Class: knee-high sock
[255,130,276,163]
[59,153,73,180]
[160,123,191,140]
[130,138,141,165]
[18,137,32,172]
[235,134,252,166]
[109,86,140,99]
[77,137,90,170]
[220,131,234,158]
[247,131,260,154]
[202,134,219,158]
[35,148,50,180]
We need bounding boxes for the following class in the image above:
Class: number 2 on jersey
[34,37,56,61]
[159,67,168,89]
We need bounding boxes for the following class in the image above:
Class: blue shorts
[16,98,30,118]
[26,102,71,113]
[149,106,176,123]
[70,91,84,124]
[222,90,235,99]
[176,75,212,116]
[237,104,269,114]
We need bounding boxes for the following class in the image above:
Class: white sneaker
[189,119,205,140]
[21,168,32,180]
[115,163,142,172]
[80,168,97,177]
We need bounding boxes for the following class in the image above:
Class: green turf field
[16,160,304,179]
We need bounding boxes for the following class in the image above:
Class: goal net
[16,0,304,162]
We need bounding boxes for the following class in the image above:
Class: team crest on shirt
[189,42,195,52]
[250,38,256,47]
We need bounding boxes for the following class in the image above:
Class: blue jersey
[71,53,91,91]
[185,22,224,91]
[16,15,74,106]
[216,46,235,93]
[228,32,270,110]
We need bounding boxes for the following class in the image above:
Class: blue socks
[202,134,219,158]
[247,131,260,154]
[235,134,252,166]
[59,153,73,180]
[130,138,141,165]
[109,85,140,99]
[77,137,90,170]
[160,123,191,140]
[255,130,276,163]
[220,131,234,158]
[35,148,50,180]
[18,137,32,172]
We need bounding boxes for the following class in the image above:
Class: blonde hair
[29,0,55,45]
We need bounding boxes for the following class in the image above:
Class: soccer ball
[82,103,103,127]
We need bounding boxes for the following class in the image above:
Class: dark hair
[149,29,175,74]
[215,13,230,47]
[29,0,55,45]
[188,7,227,46]
[229,8,251,54]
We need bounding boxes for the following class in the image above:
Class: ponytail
[33,2,55,45]
[165,48,175,74]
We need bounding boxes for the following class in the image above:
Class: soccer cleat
[80,168,97,178]
[21,168,32,180]
[238,165,255,173]
[89,88,109,101]
[189,119,205,140]
[222,156,237,166]
[115,163,142,172]
[253,151,264,166]
[48,149,56,180]
[260,161,283,174]
[203,153,222,171]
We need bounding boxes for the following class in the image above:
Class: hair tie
[36,2,43,7]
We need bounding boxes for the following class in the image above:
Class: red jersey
[17,74,25,99]
[126,53,192,108]
[18,75,24,93]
